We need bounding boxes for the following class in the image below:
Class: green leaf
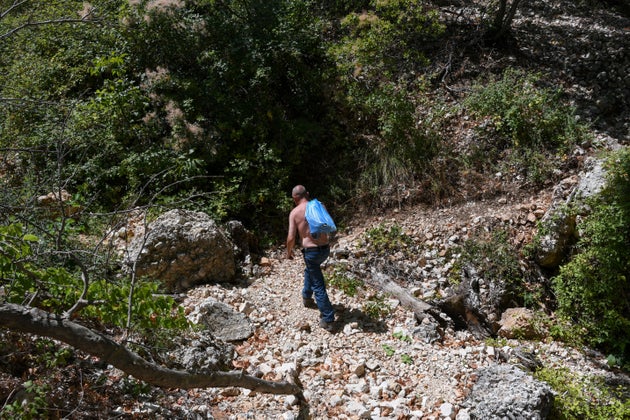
[22,234,39,242]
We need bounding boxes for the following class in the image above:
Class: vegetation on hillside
[551,148,630,362]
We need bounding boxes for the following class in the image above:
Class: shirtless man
[286,185,336,331]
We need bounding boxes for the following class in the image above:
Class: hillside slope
[1,1,628,418]
[172,183,619,418]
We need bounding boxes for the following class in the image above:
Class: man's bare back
[286,187,328,259]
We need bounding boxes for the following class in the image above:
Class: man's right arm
[286,211,296,259]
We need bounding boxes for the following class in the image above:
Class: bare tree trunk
[365,269,435,322]
[364,268,497,342]
[0,303,302,395]
[492,0,508,31]
[487,0,523,42]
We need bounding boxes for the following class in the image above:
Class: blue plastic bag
[305,199,336,236]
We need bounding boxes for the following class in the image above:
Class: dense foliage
[552,148,630,361]
[536,366,630,419]
[0,223,188,333]
[0,0,454,234]
[1,1,592,230]
[329,0,445,197]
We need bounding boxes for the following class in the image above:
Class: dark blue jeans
[302,246,335,323]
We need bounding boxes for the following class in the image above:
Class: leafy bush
[327,267,363,297]
[1,0,355,236]
[393,330,412,343]
[122,0,350,232]
[0,223,189,338]
[464,69,586,150]
[363,294,393,319]
[331,0,444,82]
[455,228,524,290]
[463,69,589,185]
[382,344,395,357]
[551,148,630,361]
[535,367,630,419]
[0,379,49,419]
[362,223,414,256]
[452,227,552,311]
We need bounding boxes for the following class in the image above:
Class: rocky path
[182,254,486,419]
[170,191,615,420]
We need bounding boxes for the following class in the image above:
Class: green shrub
[35,339,75,368]
[551,148,630,361]
[464,69,586,150]
[330,0,444,83]
[393,330,412,343]
[382,344,395,357]
[535,367,630,419]
[463,68,589,185]
[0,380,49,420]
[454,228,525,293]
[400,353,413,364]
[362,223,414,256]
[327,267,363,297]
[84,278,190,333]
[0,223,190,339]
[328,0,445,205]
[363,294,392,318]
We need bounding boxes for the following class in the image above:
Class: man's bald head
[292,185,308,199]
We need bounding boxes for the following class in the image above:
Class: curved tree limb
[1,0,100,41]
[0,303,301,395]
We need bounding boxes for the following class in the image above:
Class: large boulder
[497,307,546,340]
[124,209,236,292]
[167,331,235,374]
[188,298,254,342]
[461,363,554,419]
[535,157,609,268]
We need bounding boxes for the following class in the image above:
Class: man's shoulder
[289,203,306,217]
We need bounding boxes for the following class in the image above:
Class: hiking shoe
[303,298,318,309]
[319,319,336,332]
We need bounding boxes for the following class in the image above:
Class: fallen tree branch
[366,266,493,339]
[0,303,301,395]
[366,268,435,322]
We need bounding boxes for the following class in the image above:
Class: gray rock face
[535,205,576,268]
[225,220,259,261]
[535,157,609,268]
[168,331,235,373]
[569,157,608,204]
[164,298,253,376]
[188,298,254,342]
[462,364,554,419]
[125,209,236,292]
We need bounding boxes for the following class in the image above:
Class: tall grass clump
[328,0,445,206]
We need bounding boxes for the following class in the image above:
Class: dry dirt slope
[176,188,617,419]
